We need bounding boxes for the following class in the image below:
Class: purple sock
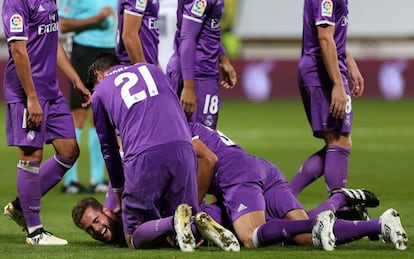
[289,147,326,196]
[40,154,75,195]
[17,161,41,228]
[131,216,174,248]
[324,146,350,192]
[334,219,380,245]
[307,193,346,219]
[256,218,313,246]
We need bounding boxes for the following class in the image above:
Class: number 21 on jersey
[114,65,159,109]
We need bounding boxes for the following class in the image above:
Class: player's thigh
[264,181,305,220]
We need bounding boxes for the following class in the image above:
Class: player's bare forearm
[59,7,114,33]
[57,43,91,106]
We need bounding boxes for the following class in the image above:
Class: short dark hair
[72,197,104,228]
[86,52,120,88]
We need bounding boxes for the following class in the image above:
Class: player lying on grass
[72,197,239,251]
[4,196,240,251]
[190,122,408,251]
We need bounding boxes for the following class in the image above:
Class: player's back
[96,63,191,159]
[190,122,284,192]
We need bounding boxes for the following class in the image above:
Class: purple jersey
[116,0,159,65]
[2,0,62,103]
[190,122,298,221]
[92,63,191,188]
[190,122,286,193]
[170,0,225,80]
[298,0,349,87]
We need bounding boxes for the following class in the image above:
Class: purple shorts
[299,86,353,138]
[218,156,303,222]
[166,59,221,129]
[6,96,75,148]
[121,142,198,235]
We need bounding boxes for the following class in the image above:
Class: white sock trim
[252,227,260,247]
[54,154,73,169]
[17,160,39,174]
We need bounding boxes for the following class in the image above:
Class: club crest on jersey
[321,0,333,17]
[191,0,207,17]
[135,0,147,11]
[10,14,23,33]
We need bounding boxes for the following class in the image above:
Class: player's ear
[95,70,104,83]
[102,207,111,216]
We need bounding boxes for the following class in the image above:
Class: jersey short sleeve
[2,0,30,41]
[314,0,336,26]
[123,0,148,16]
[183,0,211,23]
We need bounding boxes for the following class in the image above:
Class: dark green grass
[0,99,413,258]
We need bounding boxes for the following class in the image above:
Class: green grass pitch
[0,99,412,258]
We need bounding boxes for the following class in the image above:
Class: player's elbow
[205,153,218,171]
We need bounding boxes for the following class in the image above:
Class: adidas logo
[38,4,45,12]
[237,203,247,212]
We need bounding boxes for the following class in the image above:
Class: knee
[59,141,80,161]
[68,143,80,160]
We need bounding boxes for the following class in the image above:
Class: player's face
[80,207,119,244]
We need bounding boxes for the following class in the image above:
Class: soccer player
[2,0,91,245]
[289,0,365,196]
[166,0,237,129]
[85,53,238,251]
[117,0,159,65]
[58,0,117,194]
[71,196,240,251]
[191,122,408,251]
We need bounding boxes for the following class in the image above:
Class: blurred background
[0,0,413,101]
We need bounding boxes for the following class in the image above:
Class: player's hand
[349,67,364,98]
[330,85,347,119]
[113,191,123,214]
[220,60,237,89]
[26,96,43,129]
[181,80,197,114]
[73,80,92,108]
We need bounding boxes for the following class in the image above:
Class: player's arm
[122,11,146,64]
[346,49,364,98]
[218,45,237,89]
[59,7,114,33]
[317,24,347,119]
[10,40,43,128]
[178,15,203,114]
[192,137,217,205]
[92,97,124,212]
[56,42,91,107]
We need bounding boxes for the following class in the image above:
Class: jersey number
[203,94,219,114]
[114,66,159,109]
